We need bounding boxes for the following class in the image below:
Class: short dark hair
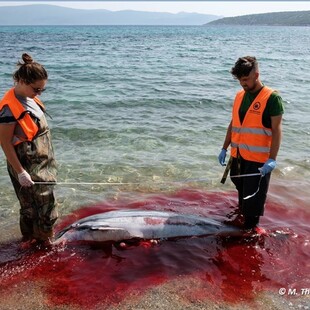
[230,56,258,79]
[13,53,48,84]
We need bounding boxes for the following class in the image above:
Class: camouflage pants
[8,120,58,241]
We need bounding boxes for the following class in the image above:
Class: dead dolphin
[54,209,244,244]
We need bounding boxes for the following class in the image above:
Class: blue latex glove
[258,159,276,177]
[218,149,227,166]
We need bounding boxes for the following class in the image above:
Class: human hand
[258,159,276,177]
[18,170,34,187]
[218,148,227,166]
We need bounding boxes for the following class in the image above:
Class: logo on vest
[253,102,261,110]
[249,101,261,115]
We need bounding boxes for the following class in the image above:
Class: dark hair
[13,53,48,84]
[230,56,258,79]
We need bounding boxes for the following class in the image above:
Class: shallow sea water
[0,25,309,309]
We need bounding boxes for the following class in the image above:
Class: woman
[0,53,58,247]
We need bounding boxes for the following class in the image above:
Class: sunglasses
[30,85,46,93]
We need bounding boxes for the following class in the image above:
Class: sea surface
[0,25,309,310]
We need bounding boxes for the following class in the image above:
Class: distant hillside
[207,11,310,26]
[0,4,221,25]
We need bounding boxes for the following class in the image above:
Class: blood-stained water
[0,188,309,309]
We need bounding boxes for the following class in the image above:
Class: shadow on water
[0,188,309,309]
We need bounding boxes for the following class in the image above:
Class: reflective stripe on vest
[231,86,274,163]
[0,88,45,145]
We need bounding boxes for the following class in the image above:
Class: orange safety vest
[0,88,45,145]
[230,86,274,163]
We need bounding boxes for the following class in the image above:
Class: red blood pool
[0,189,309,308]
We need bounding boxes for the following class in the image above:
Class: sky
[0,1,309,17]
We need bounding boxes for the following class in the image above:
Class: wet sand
[1,273,308,310]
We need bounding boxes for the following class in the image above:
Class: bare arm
[0,123,24,174]
[222,120,232,150]
[269,115,282,160]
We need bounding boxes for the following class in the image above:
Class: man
[218,56,284,231]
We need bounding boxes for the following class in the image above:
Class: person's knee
[20,206,35,219]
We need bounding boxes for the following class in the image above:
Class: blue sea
[0,25,309,309]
